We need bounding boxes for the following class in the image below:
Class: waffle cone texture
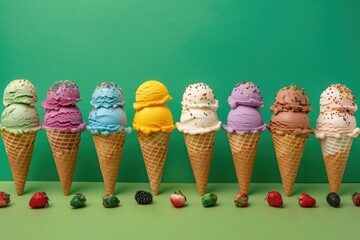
[184,131,215,196]
[46,130,82,195]
[271,132,309,197]
[92,131,126,194]
[320,136,353,193]
[1,131,37,195]
[228,132,260,194]
[137,131,170,195]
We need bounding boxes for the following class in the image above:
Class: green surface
[1,181,359,240]
[0,0,360,183]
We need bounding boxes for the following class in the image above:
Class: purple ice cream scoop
[228,82,264,109]
[223,105,267,134]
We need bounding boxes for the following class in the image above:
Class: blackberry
[134,190,153,204]
[326,192,341,208]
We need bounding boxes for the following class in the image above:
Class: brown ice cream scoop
[270,85,311,114]
[269,111,312,135]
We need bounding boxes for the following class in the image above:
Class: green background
[1,0,360,184]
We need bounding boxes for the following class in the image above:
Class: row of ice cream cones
[1,126,355,198]
[1,80,358,199]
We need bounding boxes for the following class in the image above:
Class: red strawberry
[234,192,248,207]
[0,192,10,207]
[298,193,316,208]
[170,191,186,208]
[29,192,49,208]
[266,191,283,207]
[352,192,360,206]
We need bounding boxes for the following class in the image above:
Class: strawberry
[352,192,360,206]
[29,192,49,208]
[298,193,316,208]
[170,191,186,208]
[234,192,248,207]
[266,191,283,207]
[0,192,10,207]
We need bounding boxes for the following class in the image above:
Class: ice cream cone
[227,132,260,194]
[320,136,353,193]
[184,131,215,196]
[92,131,126,194]
[46,130,82,195]
[1,130,37,195]
[137,131,170,195]
[271,132,310,196]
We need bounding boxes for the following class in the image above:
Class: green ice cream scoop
[3,79,38,106]
[0,103,41,134]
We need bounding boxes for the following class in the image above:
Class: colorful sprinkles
[270,85,311,114]
[96,82,122,93]
[183,82,217,106]
[7,79,36,92]
[321,84,355,108]
[318,84,357,127]
[233,81,262,100]
[280,85,309,106]
[48,80,78,96]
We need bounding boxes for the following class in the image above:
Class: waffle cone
[92,131,126,194]
[46,130,82,195]
[320,136,353,193]
[137,131,170,195]
[272,132,309,196]
[184,131,215,196]
[1,131,37,195]
[227,132,260,194]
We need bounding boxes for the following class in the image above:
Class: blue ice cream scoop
[90,82,125,108]
[87,107,131,135]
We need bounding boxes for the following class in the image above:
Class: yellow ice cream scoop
[133,105,175,134]
[133,80,172,110]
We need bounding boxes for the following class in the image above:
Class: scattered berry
[326,192,341,208]
[29,192,49,208]
[266,191,283,207]
[202,193,218,207]
[234,192,248,207]
[352,192,360,206]
[134,190,153,205]
[70,193,87,209]
[0,192,10,207]
[102,194,120,208]
[170,191,186,208]
[298,193,316,208]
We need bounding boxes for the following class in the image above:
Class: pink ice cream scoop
[42,80,81,111]
[42,106,85,131]
[42,80,85,131]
